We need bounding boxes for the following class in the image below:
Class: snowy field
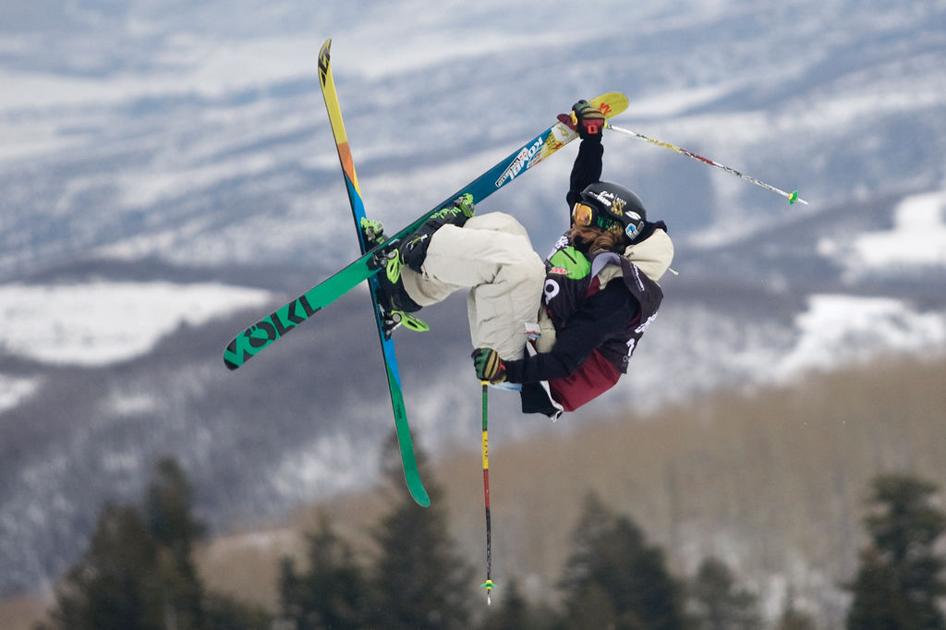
[775,294,946,379]
[0,281,271,365]
[818,189,946,280]
[0,375,39,414]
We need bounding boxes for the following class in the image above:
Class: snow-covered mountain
[2,0,946,601]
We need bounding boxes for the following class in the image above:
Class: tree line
[36,437,946,629]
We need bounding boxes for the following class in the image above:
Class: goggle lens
[572,202,595,227]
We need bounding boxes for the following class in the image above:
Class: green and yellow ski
[317,38,430,507]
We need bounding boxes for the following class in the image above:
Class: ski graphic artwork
[316,39,430,507]
[222,94,629,371]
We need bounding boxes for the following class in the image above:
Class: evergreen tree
[368,431,473,630]
[846,473,946,630]
[145,458,207,630]
[688,556,761,630]
[776,597,817,630]
[561,493,685,630]
[279,556,304,624]
[277,512,369,629]
[774,587,817,630]
[203,593,273,630]
[38,457,271,630]
[562,581,633,630]
[37,504,164,630]
[146,458,206,552]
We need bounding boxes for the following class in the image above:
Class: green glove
[471,347,507,383]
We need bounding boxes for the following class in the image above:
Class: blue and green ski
[317,38,430,507]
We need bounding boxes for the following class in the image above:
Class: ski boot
[399,193,475,272]
[359,217,430,337]
[359,217,387,249]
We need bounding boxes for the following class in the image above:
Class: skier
[367,100,674,418]
[465,101,674,417]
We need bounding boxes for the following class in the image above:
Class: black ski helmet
[574,181,647,241]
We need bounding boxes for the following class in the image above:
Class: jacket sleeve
[503,282,635,384]
[565,138,604,211]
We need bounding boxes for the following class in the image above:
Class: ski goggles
[571,201,641,239]
[571,201,597,228]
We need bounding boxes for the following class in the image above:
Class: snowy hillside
[2,0,946,601]
[819,190,946,279]
[3,1,946,277]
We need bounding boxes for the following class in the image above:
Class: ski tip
[318,39,332,79]
[558,93,628,129]
[408,481,431,508]
[590,92,630,119]
[223,348,243,371]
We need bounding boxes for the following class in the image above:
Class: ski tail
[222,259,377,370]
[318,38,430,508]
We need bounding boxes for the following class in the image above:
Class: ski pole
[479,381,495,605]
[606,123,808,206]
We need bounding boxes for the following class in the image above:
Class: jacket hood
[623,227,674,282]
